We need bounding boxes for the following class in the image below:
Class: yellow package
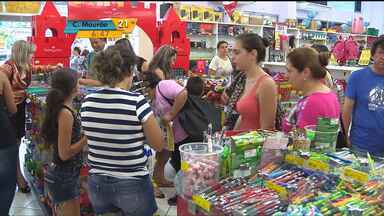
[203,7,214,22]
[166,123,175,151]
[214,12,224,22]
[179,5,191,21]
[191,5,203,21]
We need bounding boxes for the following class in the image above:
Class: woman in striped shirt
[80,45,163,216]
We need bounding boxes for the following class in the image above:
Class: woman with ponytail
[231,33,278,130]
[282,48,340,133]
[41,68,87,216]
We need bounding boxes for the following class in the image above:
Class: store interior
[1,1,384,216]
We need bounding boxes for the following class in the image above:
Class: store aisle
[11,140,176,216]
[9,192,44,216]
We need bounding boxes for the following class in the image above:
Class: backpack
[157,86,209,140]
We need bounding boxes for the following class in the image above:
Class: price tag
[181,161,189,172]
[285,154,305,166]
[266,181,288,198]
[342,167,369,184]
[192,195,211,212]
[306,159,329,173]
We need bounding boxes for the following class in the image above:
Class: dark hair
[311,44,330,67]
[287,47,327,80]
[217,41,228,49]
[142,71,161,89]
[73,47,81,55]
[371,38,384,56]
[137,56,147,73]
[115,38,136,56]
[186,76,205,96]
[41,68,78,145]
[148,45,177,79]
[81,49,89,57]
[236,33,270,63]
[115,38,148,72]
[92,45,136,87]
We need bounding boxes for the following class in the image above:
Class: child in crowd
[41,69,88,216]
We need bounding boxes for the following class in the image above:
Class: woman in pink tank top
[232,33,278,131]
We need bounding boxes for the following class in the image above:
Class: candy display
[183,145,384,216]
[180,143,223,198]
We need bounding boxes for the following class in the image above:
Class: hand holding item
[162,112,173,125]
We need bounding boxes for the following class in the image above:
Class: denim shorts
[88,174,157,216]
[44,163,81,204]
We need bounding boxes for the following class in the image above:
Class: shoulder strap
[252,74,270,92]
[157,84,174,106]
[62,105,76,118]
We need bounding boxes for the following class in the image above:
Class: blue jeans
[88,174,157,216]
[0,145,18,215]
[44,163,81,204]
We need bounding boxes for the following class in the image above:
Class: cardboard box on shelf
[249,16,263,25]
[240,14,250,25]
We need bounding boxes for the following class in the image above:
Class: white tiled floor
[9,189,176,216]
[9,141,177,216]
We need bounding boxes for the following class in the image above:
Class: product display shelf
[186,20,274,29]
[183,148,384,216]
[262,61,364,80]
[24,163,52,216]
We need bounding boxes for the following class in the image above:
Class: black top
[52,105,83,168]
[0,96,17,148]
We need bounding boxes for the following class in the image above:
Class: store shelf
[262,61,363,72]
[186,20,271,29]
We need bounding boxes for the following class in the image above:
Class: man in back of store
[343,38,384,156]
[79,38,107,86]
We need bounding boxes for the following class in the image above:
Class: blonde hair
[11,40,36,73]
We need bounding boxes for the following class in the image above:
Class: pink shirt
[153,80,188,143]
[282,92,340,133]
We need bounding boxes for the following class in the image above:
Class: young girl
[42,68,87,216]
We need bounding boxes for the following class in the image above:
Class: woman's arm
[258,78,278,130]
[58,109,87,161]
[0,73,17,114]
[233,116,242,130]
[162,89,188,124]
[142,114,164,152]
[31,63,63,74]
[154,68,165,80]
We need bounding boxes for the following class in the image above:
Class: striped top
[80,87,153,178]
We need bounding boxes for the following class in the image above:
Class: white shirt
[209,55,233,77]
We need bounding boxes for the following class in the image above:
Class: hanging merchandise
[352,14,364,34]
[222,1,238,18]
[358,49,371,66]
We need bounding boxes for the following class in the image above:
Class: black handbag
[157,86,209,140]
